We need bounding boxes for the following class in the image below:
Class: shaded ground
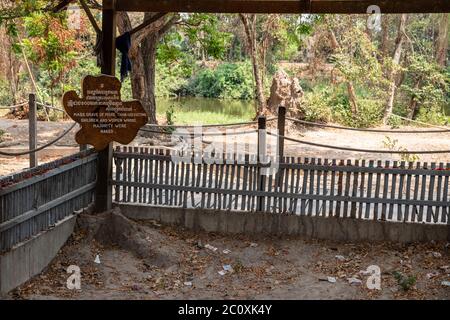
[8,210,450,300]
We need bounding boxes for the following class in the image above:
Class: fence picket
[109,150,450,226]
[388,161,398,221]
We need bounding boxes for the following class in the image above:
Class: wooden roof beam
[52,0,75,12]
[107,0,450,14]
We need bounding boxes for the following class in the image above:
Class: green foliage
[382,136,420,162]
[21,12,81,85]
[0,8,448,129]
[155,60,189,98]
[400,54,449,125]
[385,115,403,129]
[393,271,417,291]
[0,79,14,106]
[0,128,5,143]
[158,13,232,65]
[338,99,384,128]
[185,61,255,100]
[0,0,53,26]
[300,84,383,127]
[300,87,332,123]
[330,21,388,93]
[183,14,233,60]
[165,104,176,133]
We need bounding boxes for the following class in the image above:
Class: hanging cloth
[116,32,132,81]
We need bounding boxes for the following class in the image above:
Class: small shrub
[300,89,332,123]
[0,129,5,143]
[382,136,420,162]
[165,104,176,133]
[386,115,403,129]
[0,80,14,106]
[156,61,189,98]
[185,61,255,100]
[334,98,383,128]
[393,271,417,291]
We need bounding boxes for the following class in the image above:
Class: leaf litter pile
[8,208,450,300]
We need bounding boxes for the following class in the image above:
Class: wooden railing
[0,149,97,252]
[112,147,450,225]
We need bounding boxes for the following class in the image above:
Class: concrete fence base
[118,203,450,243]
[0,214,77,295]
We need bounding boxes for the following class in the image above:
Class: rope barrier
[390,114,449,130]
[0,102,27,110]
[286,116,450,133]
[144,117,277,129]
[267,131,450,154]
[35,102,66,113]
[140,128,258,137]
[0,122,77,157]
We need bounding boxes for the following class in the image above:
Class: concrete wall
[119,204,450,243]
[0,214,76,295]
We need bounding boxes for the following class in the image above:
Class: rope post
[257,116,266,212]
[28,93,37,168]
[277,106,286,163]
[276,106,286,188]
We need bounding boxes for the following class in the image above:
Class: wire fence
[286,116,450,133]
[267,131,450,155]
[1,99,449,168]
[0,122,77,157]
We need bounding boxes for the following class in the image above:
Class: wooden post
[95,0,116,213]
[28,93,37,168]
[257,116,266,160]
[277,106,286,163]
[79,144,88,152]
[257,116,266,212]
[276,106,286,189]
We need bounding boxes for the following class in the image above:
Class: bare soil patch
[9,208,450,300]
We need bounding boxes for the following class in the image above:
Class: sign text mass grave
[63,75,148,150]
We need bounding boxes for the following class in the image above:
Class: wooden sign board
[63,75,148,150]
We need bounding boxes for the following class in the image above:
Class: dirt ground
[7,209,450,300]
[1,118,449,176]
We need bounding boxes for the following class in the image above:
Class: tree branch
[129,12,167,36]
[158,14,180,38]
[79,0,101,34]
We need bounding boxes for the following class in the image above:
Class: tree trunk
[436,13,449,67]
[117,13,176,124]
[381,15,389,58]
[328,26,358,115]
[140,29,158,124]
[239,14,266,115]
[407,79,422,120]
[346,83,358,115]
[383,14,408,124]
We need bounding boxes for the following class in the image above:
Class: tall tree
[327,25,359,115]
[117,13,179,124]
[239,14,266,115]
[383,14,408,123]
[436,13,449,67]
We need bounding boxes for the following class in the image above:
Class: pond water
[155,96,450,125]
[155,97,256,125]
